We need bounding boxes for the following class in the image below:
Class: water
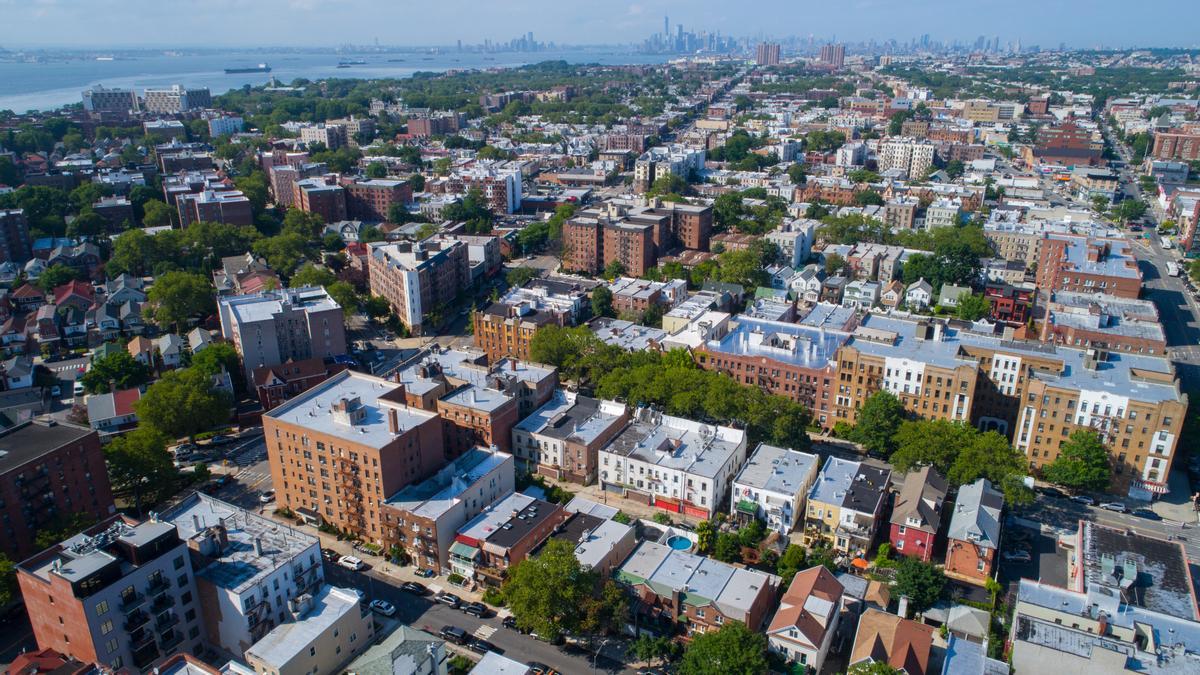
[0,48,672,114]
[666,535,692,551]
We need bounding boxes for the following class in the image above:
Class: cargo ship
[224,63,271,74]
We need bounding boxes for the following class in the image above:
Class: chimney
[388,408,399,433]
[254,537,263,556]
[192,514,201,531]
[898,595,910,618]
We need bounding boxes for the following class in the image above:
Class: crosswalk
[236,465,272,492]
[474,625,496,640]
[48,363,85,373]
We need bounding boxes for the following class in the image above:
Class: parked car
[1099,502,1129,513]
[502,615,520,631]
[207,434,232,446]
[1070,494,1096,506]
[258,490,275,504]
[72,381,85,396]
[436,593,461,609]
[416,568,436,578]
[321,548,339,562]
[439,626,469,645]
[1002,550,1032,563]
[1036,486,1066,499]
[468,638,496,654]
[527,663,554,675]
[400,581,426,595]
[337,555,365,571]
[462,602,488,618]
[369,599,396,617]
[49,385,61,397]
[1132,509,1162,521]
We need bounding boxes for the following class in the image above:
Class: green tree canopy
[955,292,991,321]
[503,538,596,642]
[893,557,945,613]
[849,391,906,457]
[147,271,215,330]
[591,286,614,318]
[142,199,173,228]
[678,621,768,675]
[36,264,82,292]
[134,367,232,441]
[105,427,177,514]
[1042,429,1111,493]
[81,351,153,394]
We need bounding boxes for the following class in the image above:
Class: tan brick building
[367,240,469,335]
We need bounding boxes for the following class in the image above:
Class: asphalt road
[321,564,635,674]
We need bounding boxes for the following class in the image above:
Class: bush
[652,512,672,525]
[613,511,633,525]
[447,572,466,586]
[482,588,506,607]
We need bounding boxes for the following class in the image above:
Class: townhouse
[730,443,820,536]
[766,566,844,672]
[944,478,1003,586]
[803,457,892,555]
[511,390,629,484]
[888,467,947,562]
[449,492,566,588]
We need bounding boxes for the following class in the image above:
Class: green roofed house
[615,540,778,638]
[91,341,123,362]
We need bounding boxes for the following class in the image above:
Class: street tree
[80,351,152,394]
[503,538,595,642]
[135,367,232,441]
[147,271,215,331]
[849,391,905,457]
[105,427,177,514]
[678,621,769,675]
[955,292,991,321]
[1041,429,1111,492]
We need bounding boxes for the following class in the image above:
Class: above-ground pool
[666,535,692,551]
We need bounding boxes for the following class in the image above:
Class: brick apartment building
[0,209,33,264]
[176,190,253,227]
[1038,291,1166,355]
[294,178,347,223]
[1151,128,1200,162]
[343,179,412,222]
[252,358,349,411]
[562,200,713,276]
[217,287,348,383]
[367,240,470,335]
[0,420,115,561]
[264,370,445,543]
[1036,235,1142,299]
[17,516,206,672]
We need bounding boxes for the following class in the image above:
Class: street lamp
[592,637,612,674]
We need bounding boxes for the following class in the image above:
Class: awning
[736,500,759,515]
[1132,479,1170,495]
[449,541,478,560]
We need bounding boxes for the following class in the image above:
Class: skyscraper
[819,43,846,69]
[756,43,781,66]
[664,15,670,39]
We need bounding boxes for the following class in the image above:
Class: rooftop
[514,390,627,447]
[615,540,774,618]
[221,286,340,325]
[342,624,443,675]
[265,370,438,449]
[733,443,820,499]
[383,448,512,520]
[705,317,847,369]
[457,492,559,551]
[601,407,745,480]
[245,586,361,668]
[589,317,668,351]
[0,419,94,475]
[809,456,890,514]
[1080,521,1199,621]
[551,511,634,571]
[160,492,319,594]
[947,479,1003,550]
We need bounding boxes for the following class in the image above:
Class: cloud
[627,3,645,15]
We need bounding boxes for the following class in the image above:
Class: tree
[848,662,903,675]
[0,554,16,607]
[850,391,905,457]
[190,342,239,379]
[678,621,768,675]
[1042,429,1111,492]
[105,427,177,514]
[591,286,615,318]
[253,233,311,274]
[506,266,539,288]
[787,163,806,185]
[714,532,741,562]
[281,209,325,239]
[135,368,232,441]
[81,351,152,394]
[646,173,689,199]
[603,259,626,280]
[633,634,681,668]
[854,190,886,207]
[327,281,361,316]
[289,263,337,289]
[825,252,847,275]
[579,579,629,641]
[955,292,991,321]
[147,271,215,330]
[694,520,716,554]
[34,512,98,551]
[776,545,807,586]
[365,161,388,178]
[893,557,945,613]
[504,538,595,642]
[142,199,173,228]
[408,174,426,192]
[890,419,976,475]
[67,211,108,238]
[36,264,81,292]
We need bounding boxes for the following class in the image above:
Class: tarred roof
[7,647,92,675]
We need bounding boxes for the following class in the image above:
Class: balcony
[124,611,151,631]
[119,592,145,612]
[156,613,180,631]
[146,577,170,596]
[150,594,176,612]
[129,629,155,651]
[158,631,183,652]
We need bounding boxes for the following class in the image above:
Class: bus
[1167,261,1181,277]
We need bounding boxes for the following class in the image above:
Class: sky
[0,0,1197,50]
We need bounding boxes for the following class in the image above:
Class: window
[173,556,185,570]
[177,574,188,588]
[100,619,114,635]
[309,647,316,657]
[181,591,193,605]
[106,638,119,654]
[185,609,196,622]
[94,600,109,616]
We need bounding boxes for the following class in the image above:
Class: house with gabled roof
[766,566,844,671]
[849,608,935,675]
[889,467,947,562]
[944,478,1003,586]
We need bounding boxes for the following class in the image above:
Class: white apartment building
[731,443,821,535]
[244,586,373,675]
[876,138,936,179]
[217,287,348,382]
[598,408,748,518]
[161,493,323,655]
[766,218,820,267]
[298,123,349,150]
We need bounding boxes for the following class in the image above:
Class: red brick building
[1152,129,1200,162]
[343,179,412,222]
[1036,235,1141,299]
[252,358,349,411]
[888,467,946,563]
[944,479,1003,586]
[984,282,1036,325]
[294,177,347,223]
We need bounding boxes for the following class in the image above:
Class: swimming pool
[666,535,692,551]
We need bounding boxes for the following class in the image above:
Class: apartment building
[803,457,891,555]
[755,43,781,66]
[924,199,962,229]
[1036,235,1142,299]
[294,178,348,224]
[766,566,844,672]
[368,240,469,335]
[162,170,232,207]
[207,116,244,137]
[730,443,820,536]
[598,407,747,519]
[142,85,211,114]
[382,447,515,572]
[160,493,322,654]
[943,478,1003,586]
[176,190,253,228]
[616,541,778,637]
[511,391,629,484]
[343,179,412,222]
[298,124,348,151]
[632,145,705,193]
[217,287,347,383]
[887,467,947,563]
[263,370,445,543]
[390,347,556,454]
[693,317,845,420]
[876,138,935,179]
[0,209,33,264]
[407,113,465,137]
[445,164,523,214]
[766,218,819,267]
[0,420,115,561]
[473,276,589,361]
[17,516,206,672]
[1039,291,1166,355]
[607,277,688,316]
[449,492,566,588]
[818,43,845,69]
[243,586,373,675]
[82,86,138,113]
[845,243,905,281]
[1151,128,1200,161]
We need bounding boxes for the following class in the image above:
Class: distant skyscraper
[664,15,669,38]
[756,42,781,66]
[819,43,845,69]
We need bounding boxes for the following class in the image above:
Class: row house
[803,457,891,555]
[730,443,820,536]
[511,391,629,484]
[888,467,947,563]
[449,491,565,588]
[944,478,1003,586]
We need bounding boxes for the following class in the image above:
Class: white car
[258,490,275,504]
[369,599,396,617]
[1099,502,1128,513]
[337,555,365,571]
[73,381,86,396]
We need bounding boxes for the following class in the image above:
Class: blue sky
[1,0,1196,49]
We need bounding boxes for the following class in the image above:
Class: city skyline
[1,0,1198,49]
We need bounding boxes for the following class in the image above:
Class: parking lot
[998,521,1070,590]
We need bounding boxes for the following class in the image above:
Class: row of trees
[529,326,812,451]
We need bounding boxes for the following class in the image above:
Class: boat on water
[95,56,114,61]
[224,62,271,74]
[387,58,406,62]
[338,59,366,66]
